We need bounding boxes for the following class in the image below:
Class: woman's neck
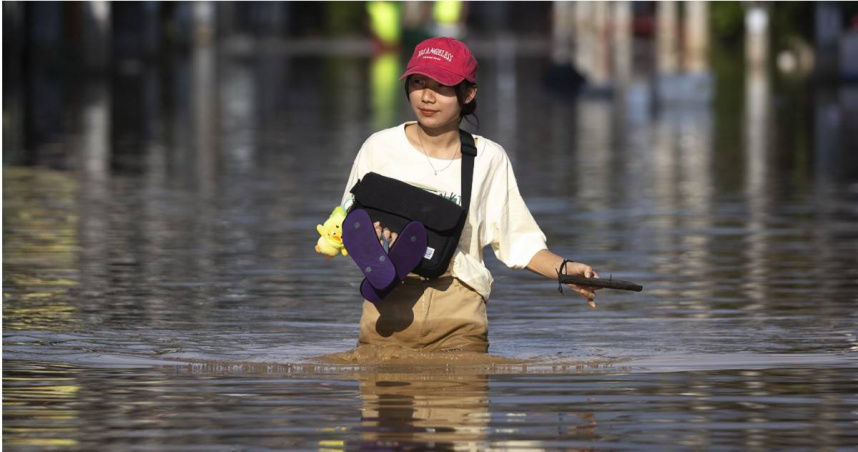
[409,122,460,159]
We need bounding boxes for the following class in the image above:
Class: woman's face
[407,75,475,131]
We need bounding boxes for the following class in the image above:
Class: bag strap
[459,129,476,213]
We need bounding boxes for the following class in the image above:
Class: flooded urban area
[4,3,858,450]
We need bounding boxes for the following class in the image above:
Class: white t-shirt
[341,122,547,300]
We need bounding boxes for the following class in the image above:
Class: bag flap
[351,172,464,231]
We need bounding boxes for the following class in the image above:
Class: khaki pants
[358,275,489,352]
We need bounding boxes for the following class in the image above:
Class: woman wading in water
[339,37,600,354]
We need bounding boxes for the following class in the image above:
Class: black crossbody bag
[349,129,476,279]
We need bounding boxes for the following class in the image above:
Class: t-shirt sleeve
[341,139,372,211]
[486,152,547,269]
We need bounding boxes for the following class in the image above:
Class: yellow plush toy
[315,206,348,259]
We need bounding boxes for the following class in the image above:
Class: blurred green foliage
[711,1,745,43]
[324,1,367,36]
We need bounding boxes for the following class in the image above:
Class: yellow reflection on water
[3,370,81,448]
[3,166,81,331]
[4,439,79,447]
[370,51,402,130]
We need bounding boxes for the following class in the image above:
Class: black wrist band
[557,258,574,294]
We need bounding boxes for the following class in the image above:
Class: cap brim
[399,65,467,86]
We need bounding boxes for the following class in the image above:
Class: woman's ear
[465,86,477,104]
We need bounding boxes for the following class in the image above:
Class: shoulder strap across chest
[459,129,476,212]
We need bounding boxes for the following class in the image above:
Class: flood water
[4,45,858,450]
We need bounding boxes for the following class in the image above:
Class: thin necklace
[416,127,459,176]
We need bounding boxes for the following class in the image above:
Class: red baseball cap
[400,37,478,86]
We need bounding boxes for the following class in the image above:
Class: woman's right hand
[373,221,398,248]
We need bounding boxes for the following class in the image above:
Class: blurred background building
[3,1,857,174]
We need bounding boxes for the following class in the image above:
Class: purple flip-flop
[360,278,393,304]
[360,221,427,303]
[342,209,396,290]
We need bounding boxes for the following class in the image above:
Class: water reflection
[744,56,772,312]
[356,372,489,448]
[4,361,856,450]
[3,168,80,332]
[651,104,716,310]
[191,2,218,196]
[370,51,402,130]
[3,363,81,449]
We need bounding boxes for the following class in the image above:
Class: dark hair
[455,81,477,115]
[404,75,479,127]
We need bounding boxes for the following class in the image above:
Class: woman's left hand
[562,262,601,308]
[527,250,602,308]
